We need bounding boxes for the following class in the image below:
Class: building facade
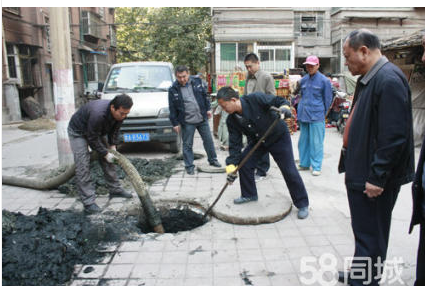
[211,7,425,78]
[2,7,117,123]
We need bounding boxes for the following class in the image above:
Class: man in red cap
[297,55,332,176]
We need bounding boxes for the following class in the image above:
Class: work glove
[226,164,238,184]
[270,105,292,119]
[104,152,117,164]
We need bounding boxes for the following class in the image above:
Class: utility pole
[50,7,75,166]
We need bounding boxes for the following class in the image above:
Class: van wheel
[169,135,181,153]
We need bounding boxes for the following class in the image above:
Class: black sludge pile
[2,208,141,286]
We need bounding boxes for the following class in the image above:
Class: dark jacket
[225,92,290,166]
[410,137,425,233]
[68,100,122,157]
[343,57,415,190]
[168,77,211,127]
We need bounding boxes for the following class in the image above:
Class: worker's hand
[279,105,292,119]
[226,164,238,184]
[173,125,180,134]
[364,182,384,198]
[110,145,117,151]
[227,173,238,184]
[104,152,117,164]
[207,110,212,119]
[226,164,237,174]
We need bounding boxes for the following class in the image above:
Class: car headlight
[158,107,170,118]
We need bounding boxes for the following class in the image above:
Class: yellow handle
[226,164,237,174]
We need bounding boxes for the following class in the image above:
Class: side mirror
[98,82,104,91]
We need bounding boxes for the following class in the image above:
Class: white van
[99,62,180,153]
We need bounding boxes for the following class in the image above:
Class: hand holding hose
[270,105,292,119]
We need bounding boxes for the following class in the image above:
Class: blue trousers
[298,121,325,171]
[347,184,400,286]
[181,120,217,171]
[238,133,309,208]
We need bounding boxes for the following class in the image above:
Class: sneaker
[186,168,195,175]
[84,203,101,214]
[109,190,133,199]
[254,174,266,182]
[209,160,222,167]
[297,165,309,171]
[312,170,321,176]
[233,196,258,204]
[297,207,309,219]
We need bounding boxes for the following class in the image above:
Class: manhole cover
[138,202,209,233]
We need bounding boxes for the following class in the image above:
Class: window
[6,44,17,78]
[45,17,51,52]
[85,53,108,82]
[294,12,324,37]
[4,7,20,15]
[257,44,292,72]
[98,7,105,20]
[219,43,253,72]
[109,25,117,47]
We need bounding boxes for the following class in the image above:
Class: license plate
[123,133,150,142]
[342,114,349,118]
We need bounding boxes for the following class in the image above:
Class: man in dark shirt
[216,86,309,219]
[168,65,221,175]
[409,33,425,286]
[68,94,134,214]
[338,29,414,285]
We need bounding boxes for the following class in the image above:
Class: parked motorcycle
[336,95,351,135]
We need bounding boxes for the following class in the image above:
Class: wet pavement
[2,121,421,286]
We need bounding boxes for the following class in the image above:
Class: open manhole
[138,202,210,233]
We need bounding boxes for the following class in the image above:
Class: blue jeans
[298,121,325,171]
[181,120,218,171]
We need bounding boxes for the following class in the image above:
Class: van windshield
[104,65,173,93]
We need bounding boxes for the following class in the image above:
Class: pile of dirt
[2,208,141,286]
[58,157,179,196]
[18,118,56,131]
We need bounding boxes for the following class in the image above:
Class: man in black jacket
[338,29,414,285]
[68,94,134,214]
[168,65,221,175]
[216,87,309,219]
[409,33,425,286]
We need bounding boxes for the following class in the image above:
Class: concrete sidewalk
[2,122,420,286]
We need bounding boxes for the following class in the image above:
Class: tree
[115,7,211,73]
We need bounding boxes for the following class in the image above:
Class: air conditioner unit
[81,11,102,39]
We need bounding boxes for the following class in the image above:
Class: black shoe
[233,196,258,204]
[84,203,101,214]
[109,190,133,199]
[337,271,351,284]
[186,168,195,175]
[209,160,222,167]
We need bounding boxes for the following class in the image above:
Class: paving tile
[111,251,139,264]
[77,265,107,279]
[237,249,264,262]
[119,241,144,252]
[155,278,185,286]
[103,264,133,279]
[97,279,127,286]
[262,248,290,261]
[213,262,241,277]
[233,227,258,238]
[265,260,295,275]
[158,263,186,279]
[189,239,213,251]
[235,238,261,250]
[135,251,163,264]
[247,275,271,286]
[127,279,156,286]
[213,238,237,250]
[259,237,284,249]
[269,274,302,286]
[183,278,213,286]
[185,263,213,278]
[282,235,308,248]
[69,279,99,286]
[304,235,331,247]
[213,276,242,286]
[239,261,267,276]
[161,251,188,264]
[131,264,160,279]
[188,249,214,264]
